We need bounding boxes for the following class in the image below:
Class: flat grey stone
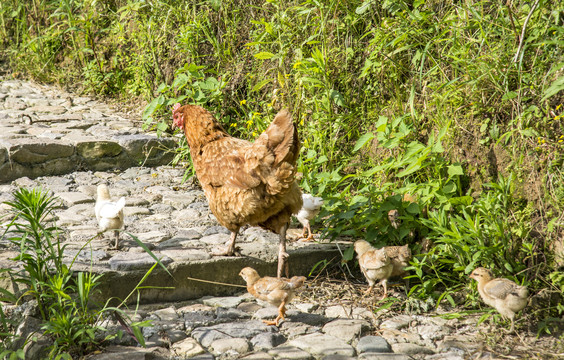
[203,296,245,308]
[134,231,170,243]
[171,337,206,358]
[358,354,413,360]
[203,225,231,236]
[6,140,75,164]
[251,332,286,351]
[416,324,451,341]
[200,233,230,245]
[85,345,170,360]
[321,356,356,360]
[162,192,198,209]
[26,105,66,114]
[322,319,370,343]
[152,307,179,322]
[122,206,151,216]
[289,333,355,357]
[67,249,109,263]
[108,252,172,271]
[191,321,272,347]
[241,352,274,359]
[210,337,250,355]
[294,303,318,313]
[357,336,391,354]
[380,315,412,330]
[268,345,313,360]
[216,307,251,320]
[174,207,202,222]
[160,249,211,261]
[55,191,94,206]
[391,343,434,355]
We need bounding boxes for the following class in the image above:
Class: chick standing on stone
[296,193,324,241]
[354,240,393,299]
[239,267,306,326]
[469,267,528,333]
[95,184,126,249]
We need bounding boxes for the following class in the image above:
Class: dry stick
[513,0,541,63]
[186,276,247,288]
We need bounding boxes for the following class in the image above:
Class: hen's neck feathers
[180,106,228,150]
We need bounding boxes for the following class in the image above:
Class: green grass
[1,0,563,334]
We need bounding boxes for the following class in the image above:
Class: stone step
[0,166,343,304]
[0,79,176,183]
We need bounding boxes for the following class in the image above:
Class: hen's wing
[196,137,262,190]
[244,110,300,195]
[195,109,298,196]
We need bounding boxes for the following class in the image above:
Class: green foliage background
[1,0,563,326]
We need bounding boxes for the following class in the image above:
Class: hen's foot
[262,319,279,326]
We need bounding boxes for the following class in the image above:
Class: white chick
[296,193,324,241]
[95,184,125,249]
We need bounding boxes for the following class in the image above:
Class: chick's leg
[380,279,389,300]
[212,231,239,256]
[277,224,290,278]
[113,230,120,250]
[305,222,314,241]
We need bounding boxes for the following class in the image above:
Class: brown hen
[239,267,306,326]
[172,104,302,277]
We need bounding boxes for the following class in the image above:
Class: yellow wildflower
[230,123,237,127]
[246,120,253,128]
[559,139,563,143]
[252,132,257,137]
[285,74,290,78]
[293,62,302,69]
[240,99,247,105]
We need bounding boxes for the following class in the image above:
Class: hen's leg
[277,224,290,278]
[300,225,307,239]
[212,231,239,256]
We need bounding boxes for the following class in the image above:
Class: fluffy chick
[384,244,412,278]
[239,267,306,326]
[95,184,125,249]
[296,193,324,241]
[354,240,393,299]
[469,267,528,333]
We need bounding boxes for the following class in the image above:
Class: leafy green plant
[2,188,171,357]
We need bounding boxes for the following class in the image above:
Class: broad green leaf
[251,79,272,92]
[329,89,345,107]
[142,96,162,120]
[448,165,464,177]
[406,202,420,214]
[254,51,275,60]
[353,132,374,152]
[501,91,518,101]
[355,0,373,14]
